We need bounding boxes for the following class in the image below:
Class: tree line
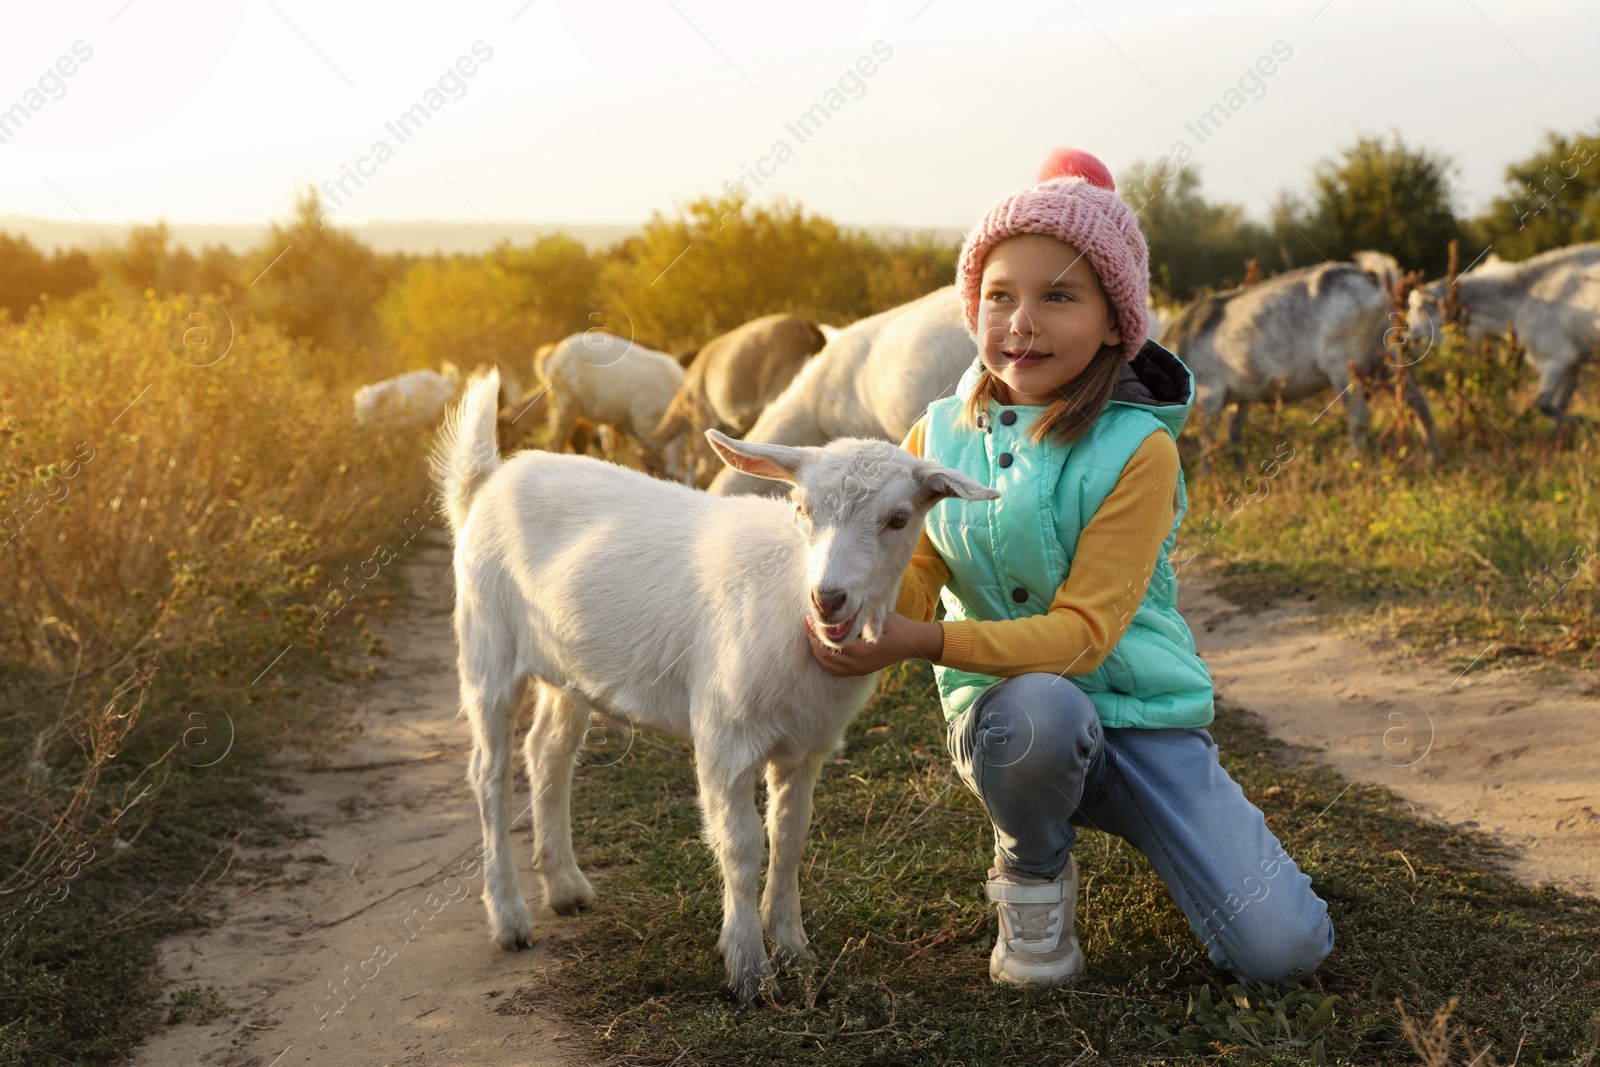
[3,121,1595,382]
[1129,123,1599,302]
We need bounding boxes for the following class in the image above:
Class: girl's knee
[975,675,1101,780]
[1224,908,1335,986]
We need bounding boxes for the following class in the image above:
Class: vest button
[1011,587,1028,603]
[997,452,1013,467]
[999,409,1016,425]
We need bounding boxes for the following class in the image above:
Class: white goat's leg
[461,658,534,950]
[1335,369,1372,454]
[695,751,772,1005]
[1345,389,1372,453]
[1193,385,1226,476]
[1227,401,1250,446]
[1226,402,1250,471]
[1400,375,1443,464]
[1534,352,1584,426]
[761,753,825,970]
[522,681,595,916]
[595,423,617,460]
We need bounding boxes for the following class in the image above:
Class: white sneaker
[985,854,1085,988]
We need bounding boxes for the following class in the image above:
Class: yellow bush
[0,294,429,674]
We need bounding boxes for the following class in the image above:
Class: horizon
[0,212,967,257]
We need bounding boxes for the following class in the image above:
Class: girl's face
[976,234,1122,406]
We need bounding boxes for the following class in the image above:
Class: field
[1,218,1597,1065]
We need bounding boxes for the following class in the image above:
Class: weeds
[1138,983,1342,1063]
[166,985,230,1026]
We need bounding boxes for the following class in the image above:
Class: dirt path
[1179,577,1600,900]
[136,531,586,1067]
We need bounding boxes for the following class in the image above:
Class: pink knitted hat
[955,148,1149,363]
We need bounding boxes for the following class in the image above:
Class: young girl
[802,148,1335,989]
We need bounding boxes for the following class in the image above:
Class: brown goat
[650,314,826,486]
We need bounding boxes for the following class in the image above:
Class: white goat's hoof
[718,964,777,1010]
[771,943,817,973]
[542,867,596,916]
[490,899,536,951]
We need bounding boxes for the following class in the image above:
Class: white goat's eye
[886,512,908,530]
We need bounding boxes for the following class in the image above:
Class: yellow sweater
[893,414,1181,677]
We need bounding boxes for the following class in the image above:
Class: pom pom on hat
[1037,147,1115,191]
[955,148,1149,362]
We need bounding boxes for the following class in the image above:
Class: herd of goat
[414,240,1598,1003]
[359,240,1600,481]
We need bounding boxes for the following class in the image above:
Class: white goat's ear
[705,429,809,484]
[915,463,1000,505]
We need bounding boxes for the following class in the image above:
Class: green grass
[1174,337,1599,677]
[504,658,1600,1065]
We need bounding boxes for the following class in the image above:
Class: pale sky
[1,0,1596,234]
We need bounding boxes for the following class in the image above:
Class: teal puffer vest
[922,339,1214,729]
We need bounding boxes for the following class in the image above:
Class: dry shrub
[0,292,429,899]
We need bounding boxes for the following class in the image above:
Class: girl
[802,148,1335,989]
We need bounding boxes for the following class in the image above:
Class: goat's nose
[811,587,848,618]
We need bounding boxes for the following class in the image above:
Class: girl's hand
[802,612,942,676]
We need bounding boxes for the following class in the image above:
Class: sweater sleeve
[936,429,1180,678]
[891,415,952,624]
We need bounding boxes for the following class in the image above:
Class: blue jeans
[948,672,1335,985]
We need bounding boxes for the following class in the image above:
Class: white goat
[1407,241,1600,427]
[354,362,523,432]
[430,367,994,1004]
[353,366,460,431]
[538,332,686,463]
[1160,254,1441,468]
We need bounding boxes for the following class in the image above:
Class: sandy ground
[1179,578,1600,901]
[135,531,586,1067]
[135,531,1598,1064]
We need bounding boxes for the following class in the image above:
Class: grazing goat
[430,367,994,1004]
[353,366,460,432]
[709,286,977,497]
[1160,254,1441,469]
[537,332,685,472]
[652,314,826,487]
[355,363,521,434]
[1407,241,1600,427]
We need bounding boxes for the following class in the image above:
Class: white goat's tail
[429,366,502,537]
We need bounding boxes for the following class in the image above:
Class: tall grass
[1,293,421,662]
[0,290,429,1060]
